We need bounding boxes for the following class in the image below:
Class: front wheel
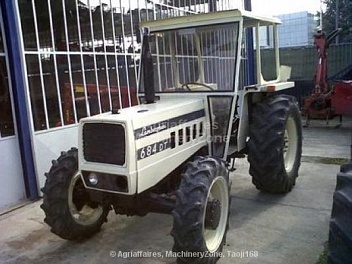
[40,148,110,240]
[248,95,302,193]
[171,156,230,264]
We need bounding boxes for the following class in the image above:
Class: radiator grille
[83,123,125,165]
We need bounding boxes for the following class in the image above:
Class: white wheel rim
[68,172,104,225]
[283,117,298,172]
[203,176,229,253]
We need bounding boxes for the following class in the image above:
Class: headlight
[88,172,99,185]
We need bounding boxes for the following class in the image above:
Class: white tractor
[41,9,302,263]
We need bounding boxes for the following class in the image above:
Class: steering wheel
[181,82,215,91]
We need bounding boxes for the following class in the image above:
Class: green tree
[323,0,352,43]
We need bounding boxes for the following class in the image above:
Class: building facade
[277,11,317,47]
[256,11,318,49]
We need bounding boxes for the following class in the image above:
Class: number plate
[137,139,171,160]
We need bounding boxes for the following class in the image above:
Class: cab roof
[140,9,281,32]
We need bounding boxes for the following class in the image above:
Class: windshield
[139,22,239,93]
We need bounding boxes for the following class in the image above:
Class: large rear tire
[247,95,302,193]
[171,156,230,264]
[40,148,110,240]
[328,164,352,263]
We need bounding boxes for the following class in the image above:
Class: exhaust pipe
[141,27,155,104]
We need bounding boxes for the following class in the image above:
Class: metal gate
[0,11,26,209]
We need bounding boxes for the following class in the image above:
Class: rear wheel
[248,95,302,193]
[171,156,230,264]
[40,148,110,240]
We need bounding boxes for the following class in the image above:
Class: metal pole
[244,0,255,85]
[320,0,323,30]
[335,0,339,44]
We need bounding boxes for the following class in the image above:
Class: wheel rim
[283,117,298,172]
[68,172,104,225]
[203,176,229,253]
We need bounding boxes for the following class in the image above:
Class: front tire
[40,148,110,240]
[171,156,230,264]
[248,95,302,193]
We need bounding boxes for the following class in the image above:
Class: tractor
[41,9,303,263]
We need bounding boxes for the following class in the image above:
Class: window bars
[18,0,239,131]
[0,19,15,138]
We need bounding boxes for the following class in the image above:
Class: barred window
[0,26,15,138]
[18,0,238,131]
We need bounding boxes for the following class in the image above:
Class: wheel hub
[68,172,104,225]
[205,199,221,230]
[283,117,298,172]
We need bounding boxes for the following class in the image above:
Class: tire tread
[247,95,302,193]
[41,148,109,240]
[328,165,352,263]
[171,157,230,264]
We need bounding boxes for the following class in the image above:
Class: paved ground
[0,117,351,264]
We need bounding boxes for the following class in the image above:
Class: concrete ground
[0,117,351,264]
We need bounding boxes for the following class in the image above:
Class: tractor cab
[138,9,292,158]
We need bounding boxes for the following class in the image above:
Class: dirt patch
[6,228,48,251]
[302,156,349,165]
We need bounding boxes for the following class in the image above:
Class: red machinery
[62,83,138,125]
[302,29,352,126]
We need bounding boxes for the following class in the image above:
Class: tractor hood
[79,98,206,129]
[78,98,208,194]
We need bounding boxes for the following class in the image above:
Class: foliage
[323,0,352,43]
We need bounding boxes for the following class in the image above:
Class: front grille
[83,123,125,165]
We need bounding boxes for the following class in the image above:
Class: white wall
[33,125,79,192]
[0,137,26,210]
